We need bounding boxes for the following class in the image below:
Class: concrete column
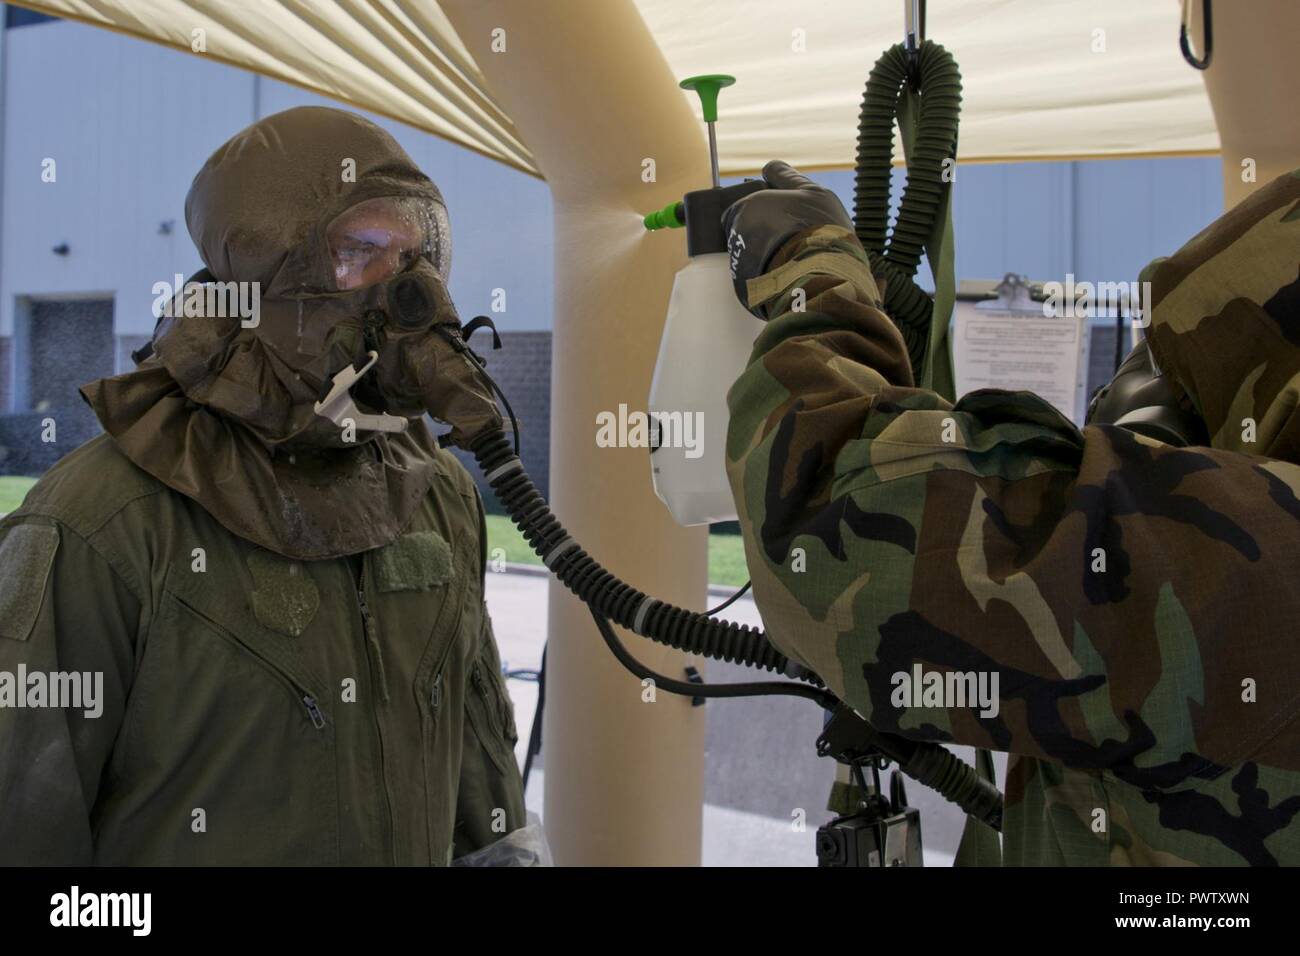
[1197,0,1300,208]
[441,0,710,864]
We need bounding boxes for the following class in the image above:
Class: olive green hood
[82,107,451,560]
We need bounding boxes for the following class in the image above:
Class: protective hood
[83,107,455,560]
[1143,169,1300,465]
[186,105,448,299]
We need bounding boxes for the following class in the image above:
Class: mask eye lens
[327,197,445,291]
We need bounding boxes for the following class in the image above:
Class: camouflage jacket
[725,172,1300,866]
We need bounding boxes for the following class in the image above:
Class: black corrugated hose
[470,431,807,687]
[853,40,962,381]
[468,428,1003,828]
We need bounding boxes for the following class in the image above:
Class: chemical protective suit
[723,162,1300,865]
[0,107,526,865]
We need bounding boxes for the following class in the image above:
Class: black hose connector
[853,40,962,381]
[899,737,1003,830]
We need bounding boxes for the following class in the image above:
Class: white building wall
[0,19,254,348]
[0,15,557,394]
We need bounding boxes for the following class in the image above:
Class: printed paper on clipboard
[951,274,1089,424]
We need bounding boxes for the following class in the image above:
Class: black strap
[462,314,503,352]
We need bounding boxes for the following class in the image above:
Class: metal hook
[904,0,926,86]
[904,0,924,50]
[1180,0,1213,70]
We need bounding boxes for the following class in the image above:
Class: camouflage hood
[1143,169,1300,464]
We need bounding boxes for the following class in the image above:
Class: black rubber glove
[721,160,854,316]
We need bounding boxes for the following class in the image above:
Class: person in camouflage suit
[722,161,1300,866]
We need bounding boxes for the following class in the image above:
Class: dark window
[27,298,115,414]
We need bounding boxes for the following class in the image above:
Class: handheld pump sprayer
[641,75,767,526]
[343,25,995,866]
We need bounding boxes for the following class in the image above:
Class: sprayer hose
[853,40,962,379]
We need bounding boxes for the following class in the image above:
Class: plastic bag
[451,813,552,867]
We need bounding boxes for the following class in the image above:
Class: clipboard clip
[979,273,1044,312]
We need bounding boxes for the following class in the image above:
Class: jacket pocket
[167,589,328,729]
[452,618,527,859]
[99,589,339,865]
[465,635,519,776]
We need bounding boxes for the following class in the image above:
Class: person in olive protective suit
[0,107,527,865]
[719,162,1300,866]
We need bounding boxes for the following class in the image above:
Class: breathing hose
[853,40,962,380]
[470,429,800,679]
[467,425,1004,828]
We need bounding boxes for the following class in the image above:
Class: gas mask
[252,193,501,446]
[146,109,501,453]
[1086,338,1208,447]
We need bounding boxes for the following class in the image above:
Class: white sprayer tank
[648,251,766,525]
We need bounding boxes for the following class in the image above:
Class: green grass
[0,476,36,514]
[485,514,749,587]
[706,532,751,587]
[0,478,752,587]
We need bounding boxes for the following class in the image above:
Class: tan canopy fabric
[18,0,1217,176]
[17,0,537,173]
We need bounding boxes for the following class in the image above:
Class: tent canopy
[18,0,1217,176]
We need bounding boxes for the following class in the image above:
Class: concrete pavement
[485,568,999,866]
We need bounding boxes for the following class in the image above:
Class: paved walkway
[486,569,981,867]
[486,570,818,867]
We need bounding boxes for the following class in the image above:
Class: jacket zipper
[172,592,326,732]
[471,659,514,737]
[419,588,469,865]
[467,659,514,775]
[303,694,326,729]
[356,575,399,865]
[430,671,443,711]
[470,663,492,722]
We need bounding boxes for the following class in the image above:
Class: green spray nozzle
[679,74,734,123]
[642,73,738,229]
[643,200,685,231]
[682,74,733,188]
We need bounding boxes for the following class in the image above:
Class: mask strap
[461,315,503,352]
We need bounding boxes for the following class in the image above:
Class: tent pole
[441,0,711,865]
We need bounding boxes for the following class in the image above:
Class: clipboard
[950,273,1093,424]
